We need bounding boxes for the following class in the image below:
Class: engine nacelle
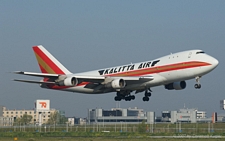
[165,81,186,90]
[57,77,78,87]
[106,79,126,89]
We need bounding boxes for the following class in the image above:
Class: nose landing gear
[194,76,201,89]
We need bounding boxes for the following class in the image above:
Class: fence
[1,122,225,134]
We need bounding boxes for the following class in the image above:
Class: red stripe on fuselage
[46,61,211,90]
[45,82,89,89]
[106,61,211,77]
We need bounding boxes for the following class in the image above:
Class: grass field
[1,123,225,140]
[0,137,225,141]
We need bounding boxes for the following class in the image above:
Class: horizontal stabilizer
[14,71,59,78]
[13,79,55,84]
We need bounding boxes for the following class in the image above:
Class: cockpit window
[196,51,205,54]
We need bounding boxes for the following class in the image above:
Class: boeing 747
[14,45,219,101]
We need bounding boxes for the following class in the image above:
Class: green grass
[1,123,225,140]
[0,137,225,141]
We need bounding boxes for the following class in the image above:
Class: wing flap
[75,76,153,83]
[74,75,106,83]
[105,76,154,85]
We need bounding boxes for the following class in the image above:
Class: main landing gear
[143,88,152,102]
[194,76,201,89]
[114,91,135,101]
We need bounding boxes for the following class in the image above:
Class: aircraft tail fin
[32,45,71,74]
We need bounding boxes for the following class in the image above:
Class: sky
[0,0,225,117]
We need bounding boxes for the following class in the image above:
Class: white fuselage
[43,49,218,94]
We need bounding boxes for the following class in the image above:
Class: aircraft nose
[211,57,219,68]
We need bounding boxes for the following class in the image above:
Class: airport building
[220,100,225,110]
[87,107,213,124]
[88,107,155,124]
[161,108,211,123]
[197,111,207,119]
[68,117,87,125]
[170,109,197,123]
[217,100,225,122]
[217,114,225,122]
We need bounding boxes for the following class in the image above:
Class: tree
[138,120,147,133]
[14,117,21,125]
[22,114,32,125]
[47,111,68,125]
[59,115,67,124]
[47,111,58,125]
[15,114,32,125]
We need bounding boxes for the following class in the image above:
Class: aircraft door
[188,52,192,58]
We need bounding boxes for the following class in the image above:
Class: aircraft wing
[14,71,154,86]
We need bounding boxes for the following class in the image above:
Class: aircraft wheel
[194,84,198,89]
[194,84,201,89]
[143,97,146,101]
[131,95,135,100]
[145,92,151,97]
[125,97,131,101]
[114,96,121,101]
[143,96,149,102]
[145,97,149,101]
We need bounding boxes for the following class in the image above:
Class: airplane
[14,45,219,102]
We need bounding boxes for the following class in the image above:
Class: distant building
[162,109,211,123]
[0,117,14,126]
[171,109,197,123]
[88,107,154,124]
[161,109,209,123]
[2,100,66,126]
[220,100,225,110]
[68,117,75,125]
[75,118,87,125]
[2,106,57,125]
[68,117,87,125]
[161,111,171,122]
[0,105,3,116]
[0,106,14,126]
[197,111,206,119]
[217,114,225,122]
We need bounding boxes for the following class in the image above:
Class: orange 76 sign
[39,102,47,108]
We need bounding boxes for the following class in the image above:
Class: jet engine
[165,81,186,90]
[106,79,126,89]
[56,77,78,87]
